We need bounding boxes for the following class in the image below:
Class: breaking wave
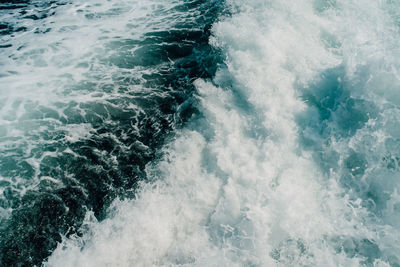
[1,0,400,266]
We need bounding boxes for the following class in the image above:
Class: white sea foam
[46,0,400,266]
[0,0,189,212]
[0,0,183,127]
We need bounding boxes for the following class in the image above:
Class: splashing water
[0,0,221,265]
[47,0,400,266]
[2,0,400,266]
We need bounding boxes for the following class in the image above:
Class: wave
[47,0,400,266]
[0,0,223,265]
[2,0,400,266]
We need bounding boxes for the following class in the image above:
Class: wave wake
[0,0,221,265]
[46,0,400,266]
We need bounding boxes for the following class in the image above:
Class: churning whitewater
[1,0,400,266]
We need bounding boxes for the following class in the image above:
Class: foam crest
[47,0,400,266]
[0,0,223,265]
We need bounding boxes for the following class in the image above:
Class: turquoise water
[1,0,400,266]
[0,0,222,265]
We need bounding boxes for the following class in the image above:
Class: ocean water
[1,0,400,266]
[0,0,222,265]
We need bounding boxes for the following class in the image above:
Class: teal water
[0,0,223,265]
[1,0,400,266]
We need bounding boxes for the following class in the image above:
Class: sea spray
[2,0,400,265]
[0,0,223,265]
[46,0,400,266]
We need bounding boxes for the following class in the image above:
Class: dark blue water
[0,0,224,265]
[2,0,400,266]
